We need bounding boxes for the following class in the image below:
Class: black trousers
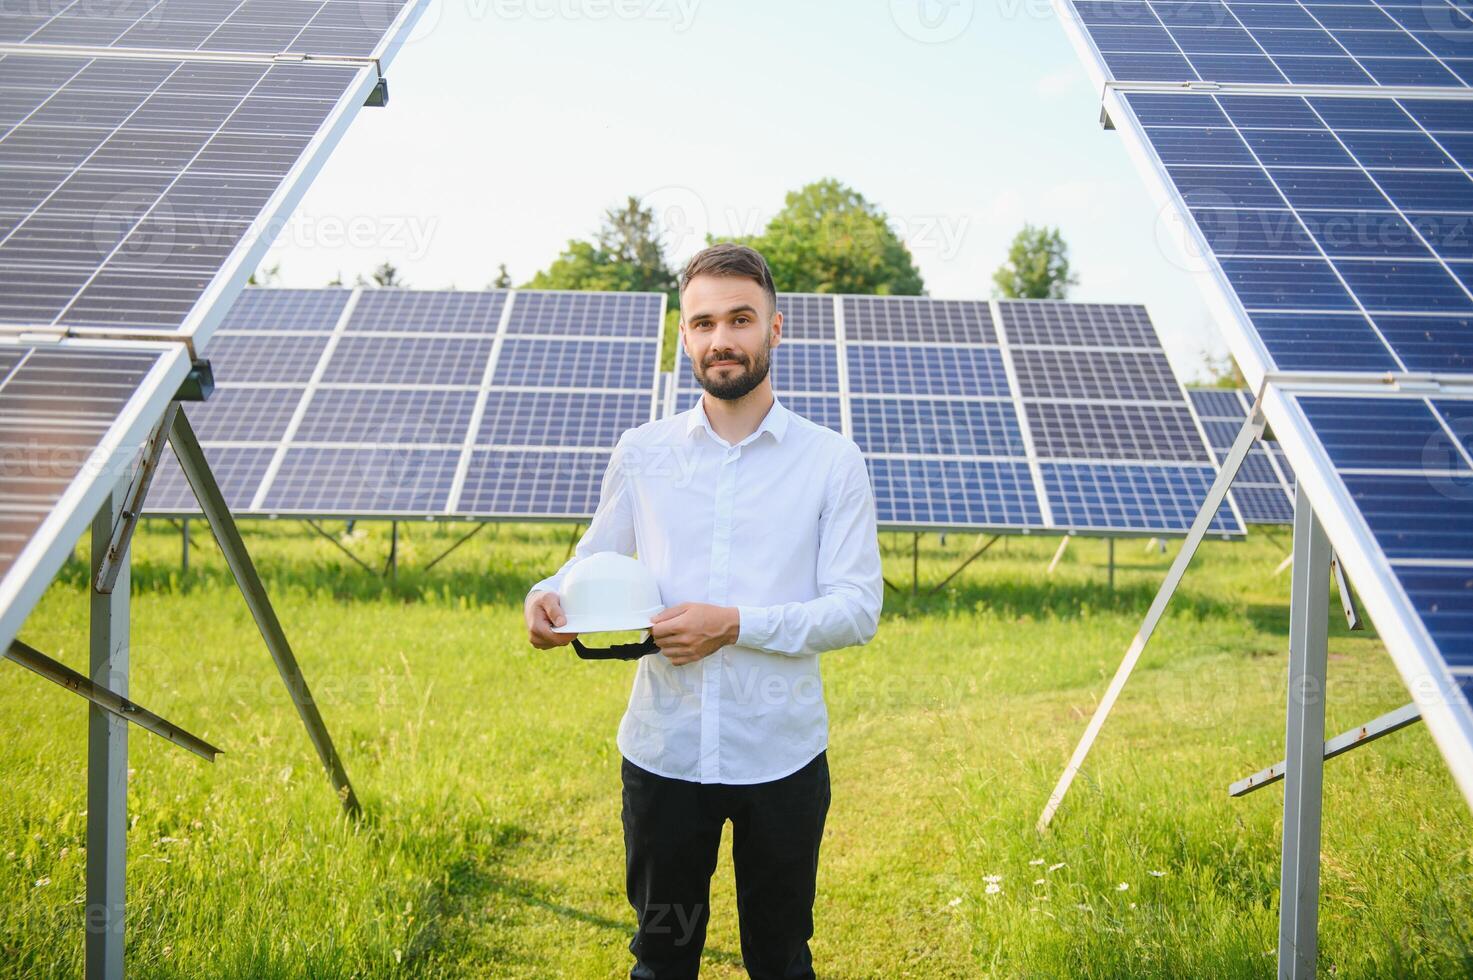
[620,750,831,980]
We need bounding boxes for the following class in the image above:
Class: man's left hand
[649,603,740,666]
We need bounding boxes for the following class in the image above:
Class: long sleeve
[526,429,638,600]
[734,443,883,657]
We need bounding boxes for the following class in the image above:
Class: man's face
[679,275,782,401]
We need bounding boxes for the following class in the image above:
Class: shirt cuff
[736,605,773,648]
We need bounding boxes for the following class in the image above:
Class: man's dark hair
[678,243,777,312]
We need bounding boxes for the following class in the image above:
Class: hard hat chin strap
[572,633,659,662]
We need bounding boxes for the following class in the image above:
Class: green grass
[1,521,1469,977]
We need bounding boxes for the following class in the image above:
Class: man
[524,243,883,979]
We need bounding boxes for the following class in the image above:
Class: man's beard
[695,336,772,401]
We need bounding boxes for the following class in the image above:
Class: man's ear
[770,310,783,347]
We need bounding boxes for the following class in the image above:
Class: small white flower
[1048,862,1066,872]
[1148,870,1167,878]
[985,882,1001,895]
[1033,878,1046,886]
[1117,882,1130,891]
[947,896,962,907]
[983,874,1002,884]
[1130,902,1137,909]
[1029,858,1045,866]
[34,877,50,887]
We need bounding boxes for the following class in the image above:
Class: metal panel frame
[0,338,190,654]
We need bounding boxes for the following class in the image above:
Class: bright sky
[262,0,1230,379]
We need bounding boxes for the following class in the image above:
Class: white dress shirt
[528,395,884,784]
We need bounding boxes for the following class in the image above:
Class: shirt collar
[685,394,790,447]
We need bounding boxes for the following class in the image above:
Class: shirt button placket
[701,444,740,782]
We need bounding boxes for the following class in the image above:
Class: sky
[261,0,1232,380]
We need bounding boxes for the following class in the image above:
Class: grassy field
[1,520,1470,977]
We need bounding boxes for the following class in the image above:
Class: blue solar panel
[323,335,493,386]
[777,294,837,340]
[850,397,1026,457]
[843,296,994,343]
[263,447,460,514]
[145,444,275,513]
[1119,89,1473,374]
[506,291,662,337]
[492,338,656,390]
[214,288,349,332]
[456,450,608,517]
[1011,348,1182,400]
[476,390,650,447]
[295,388,478,444]
[866,457,1044,529]
[1042,462,1241,534]
[349,289,505,334]
[1067,0,1473,88]
[184,386,302,443]
[846,345,1010,397]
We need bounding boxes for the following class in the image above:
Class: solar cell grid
[263,446,460,514]
[866,457,1044,528]
[998,300,1160,348]
[9,0,413,59]
[294,388,476,445]
[1026,401,1211,462]
[846,344,1010,397]
[0,52,366,337]
[493,337,657,390]
[775,293,836,340]
[507,290,661,337]
[457,450,610,518]
[1068,0,1473,88]
[1120,89,1473,374]
[475,390,650,447]
[348,289,505,334]
[1010,348,1182,401]
[850,396,1026,457]
[322,335,492,386]
[1043,461,1241,533]
[842,295,995,344]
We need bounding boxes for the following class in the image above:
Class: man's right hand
[526,591,577,649]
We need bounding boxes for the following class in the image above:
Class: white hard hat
[550,551,664,634]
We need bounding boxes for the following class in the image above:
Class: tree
[248,262,282,286]
[725,179,924,295]
[1198,349,1247,388]
[992,224,1078,300]
[357,261,405,287]
[526,197,677,302]
[491,263,513,289]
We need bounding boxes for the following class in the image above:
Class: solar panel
[7,0,414,59]
[1064,0,1473,88]
[670,293,1241,536]
[1189,386,1295,524]
[0,0,424,348]
[0,339,190,652]
[1057,0,1473,807]
[141,287,668,518]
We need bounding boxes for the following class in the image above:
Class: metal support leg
[422,522,487,572]
[911,533,919,596]
[169,409,360,816]
[87,486,128,980]
[1037,401,1265,831]
[1047,535,1070,575]
[1279,481,1332,979]
[386,520,398,580]
[927,534,1001,597]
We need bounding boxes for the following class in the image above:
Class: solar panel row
[673,294,1243,535]
[142,287,667,518]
